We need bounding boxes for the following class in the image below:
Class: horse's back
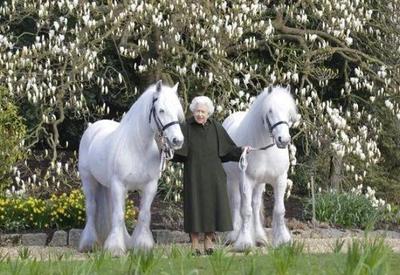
[223,111,246,142]
[79,120,119,178]
[222,112,246,182]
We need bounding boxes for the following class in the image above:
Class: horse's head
[150,80,184,149]
[263,85,299,149]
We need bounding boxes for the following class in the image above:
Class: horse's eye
[268,109,273,114]
[159,109,165,114]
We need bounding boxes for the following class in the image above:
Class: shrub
[7,150,82,200]
[304,185,393,229]
[0,87,26,193]
[158,163,183,203]
[0,189,137,232]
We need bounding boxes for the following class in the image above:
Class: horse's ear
[155,80,162,93]
[267,85,273,94]
[173,82,179,94]
[286,84,291,92]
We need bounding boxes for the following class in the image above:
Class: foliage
[158,162,183,203]
[0,0,399,204]
[270,241,304,275]
[9,150,82,198]
[304,185,394,229]
[0,87,26,193]
[208,249,234,275]
[343,238,391,275]
[363,113,400,205]
[0,244,397,274]
[0,189,137,232]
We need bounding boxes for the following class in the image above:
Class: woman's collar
[188,116,211,125]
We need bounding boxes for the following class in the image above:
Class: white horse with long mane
[78,80,184,256]
[223,85,299,250]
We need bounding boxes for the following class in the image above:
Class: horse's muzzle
[169,137,184,149]
[276,136,290,149]
[276,143,288,149]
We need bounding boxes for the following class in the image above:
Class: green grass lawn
[0,240,398,275]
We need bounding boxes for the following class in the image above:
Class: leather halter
[148,97,180,135]
[265,114,289,134]
[148,97,180,174]
[239,115,290,170]
[252,115,289,151]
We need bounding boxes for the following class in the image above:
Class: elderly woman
[172,96,248,255]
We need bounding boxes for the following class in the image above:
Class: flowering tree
[1,0,399,201]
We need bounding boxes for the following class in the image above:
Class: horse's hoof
[78,241,100,253]
[79,235,98,253]
[272,236,292,247]
[78,245,92,253]
[131,235,155,251]
[233,244,252,252]
[254,232,268,247]
[233,240,254,252]
[225,232,238,246]
[108,247,126,257]
[256,239,268,247]
[104,236,126,256]
[134,242,154,251]
[272,229,292,247]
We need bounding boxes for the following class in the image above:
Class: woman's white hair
[189,96,215,116]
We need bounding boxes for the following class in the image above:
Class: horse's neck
[240,117,272,148]
[239,99,273,148]
[116,94,156,151]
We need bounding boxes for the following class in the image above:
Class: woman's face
[193,104,209,125]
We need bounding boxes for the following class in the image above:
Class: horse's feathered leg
[252,183,268,246]
[104,177,127,256]
[129,180,157,251]
[272,174,291,246]
[95,184,112,245]
[226,177,241,245]
[234,174,255,251]
[79,172,99,252]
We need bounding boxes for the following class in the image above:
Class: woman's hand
[242,145,254,154]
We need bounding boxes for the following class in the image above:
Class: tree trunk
[329,155,342,191]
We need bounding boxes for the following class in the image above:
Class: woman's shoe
[205,248,214,255]
[192,249,202,256]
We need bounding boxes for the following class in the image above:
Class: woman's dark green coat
[172,117,242,233]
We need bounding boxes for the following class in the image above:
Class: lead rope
[159,150,166,177]
[239,148,249,171]
[238,140,276,172]
[157,135,174,177]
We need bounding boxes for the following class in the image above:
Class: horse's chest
[248,151,289,182]
[118,151,160,187]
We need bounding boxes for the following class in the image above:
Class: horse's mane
[251,86,296,116]
[103,85,155,160]
[119,84,155,127]
[237,86,297,139]
[112,83,183,152]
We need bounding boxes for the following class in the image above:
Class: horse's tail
[95,184,112,245]
[259,184,265,226]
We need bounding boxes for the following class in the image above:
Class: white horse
[78,80,184,256]
[223,85,299,251]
